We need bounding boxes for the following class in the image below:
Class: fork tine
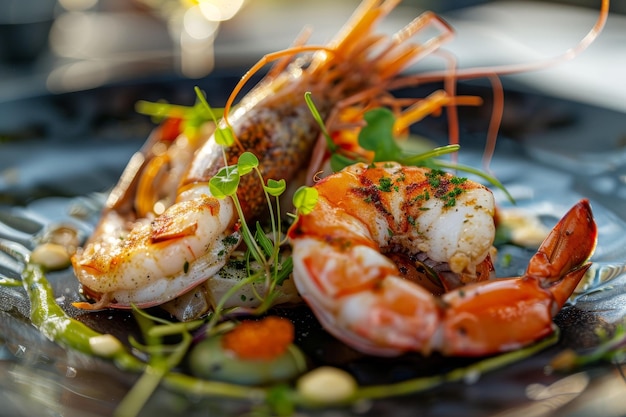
[0,220,34,248]
[0,237,30,265]
[0,238,30,286]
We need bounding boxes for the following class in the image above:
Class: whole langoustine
[288,162,598,356]
[71,0,457,311]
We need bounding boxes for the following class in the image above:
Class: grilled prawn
[71,0,456,310]
[288,163,597,356]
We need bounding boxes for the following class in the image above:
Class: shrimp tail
[525,199,597,308]
[440,199,597,356]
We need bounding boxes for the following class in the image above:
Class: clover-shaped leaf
[237,152,259,175]
[209,166,239,198]
[215,127,235,147]
[293,186,319,215]
[265,179,286,197]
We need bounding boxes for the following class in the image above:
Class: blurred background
[0,0,624,108]
[0,0,624,206]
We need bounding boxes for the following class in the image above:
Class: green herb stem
[399,144,460,165]
[304,92,336,153]
[163,372,268,400]
[17,258,564,417]
[147,320,205,339]
[116,332,193,417]
[22,262,145,372]
[255,166,280,252]
[115,365,167,417]
[222,189,263,270]
[353,331,559,401]
[205,269,262,331]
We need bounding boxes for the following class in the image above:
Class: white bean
[30,243,71,270]
[296,366,357,404]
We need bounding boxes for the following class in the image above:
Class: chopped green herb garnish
[414,190,430,202]
[442,187,463,207]
[378,177,393,192]
[426,169,444,188]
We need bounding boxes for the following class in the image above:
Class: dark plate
[1,74,625,417]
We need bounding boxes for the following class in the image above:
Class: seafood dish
[289,163,596,357]
[0,1,625,416]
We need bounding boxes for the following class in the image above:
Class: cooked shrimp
[74,185,240,308]
[288,163,597,356]
[72,0,457,310]
[72,0,608,313]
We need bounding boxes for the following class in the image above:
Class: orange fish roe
[221,316,295,360]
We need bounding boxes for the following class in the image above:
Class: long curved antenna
[418,0,610,82]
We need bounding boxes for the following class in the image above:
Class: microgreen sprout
[304,92,367,172]
[114,306,194,417]
[207,152,292,324]
[135,92,220,140]
[193,86,236,150]
[305,93,514,203]
[292,186,319,216]
[359,108,404,162]
[304,92,337,154]
[192,90,295,330]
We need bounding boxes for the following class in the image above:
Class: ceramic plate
[0,75,625,417]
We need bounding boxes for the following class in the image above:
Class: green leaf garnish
[237,151,259,175]
[214,127,235,147]
[293,186,319,215]
[209,166,240,198]
[135,99,214,127]
[265,179,286,197]
[360,108,403,162]
[330,153,358,173]
[199,100,294,323]
[304,92,336,152]
[304,92,513,203]
[255,222,275,258]
[135,86,226,140]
